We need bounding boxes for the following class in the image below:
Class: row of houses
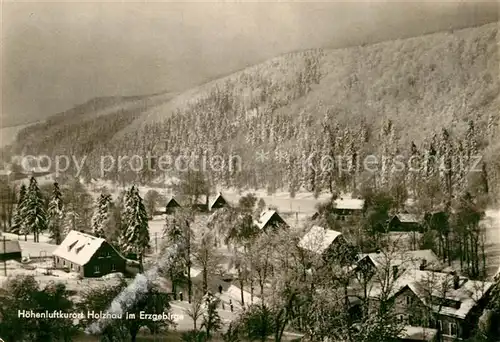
[297,225,494,342]
[311,197,448,234]
[161,192,230,214]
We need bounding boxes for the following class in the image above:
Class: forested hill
[5,22,500,199]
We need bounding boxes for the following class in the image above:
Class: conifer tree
[120,186,150,272]
[91,193,113,238]
[11,184,27,236]
[24,177,47,243]
[62,210,78,237]
[47,182,64,244]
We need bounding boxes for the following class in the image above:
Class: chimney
[453,274,460,290]
[392,265,399,280]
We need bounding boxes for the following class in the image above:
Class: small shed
[165,197,182,214]
[389,213,421,232]
[0,239,22,262]
[254,209,289,231]
[209,192,229,211]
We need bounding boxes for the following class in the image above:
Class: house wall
[53,255,84,277]
[54,242,126,278]
[391,287,464,341]
[264,214,288,231]
[83,242,126,278]
[389,218,421,232]
[333,208,363,221]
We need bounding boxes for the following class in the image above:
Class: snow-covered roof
[254,209,287,230]
[369,269,494,319]
[359,249,440,270]
[334,198,364,210]
[53,230,115,266]
[0,240,21,254]
[0,169,13,176]
[298,226,342,255]
[190,267,202,278]
[395,213,420,223]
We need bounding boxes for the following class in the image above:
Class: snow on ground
[86,179,330,215]
[1,232,52,243]
[0,258,123,294]
[1,232,57,258]
[484,207,500,278]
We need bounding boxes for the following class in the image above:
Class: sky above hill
[2,1,499,127]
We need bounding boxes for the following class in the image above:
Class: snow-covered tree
[24,177,47,243]
[47,182,64,244]
[62,210,78,238]
[11,184,27,235]
[120,186,150,272]
[91,193,113,238]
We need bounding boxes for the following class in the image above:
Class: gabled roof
[254,210,288,230]
[394,213,420,223]
[334,198,364,210]
[53,230,120,266]
[359,249,440,270]
[165,197,181,208]
[369,269,494,319]
[298,226,342,255]
[0,240,21,254]
[209,192,229,209]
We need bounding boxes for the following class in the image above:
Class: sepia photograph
[1,1,500,341]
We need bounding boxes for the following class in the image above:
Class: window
[450,323,458,337]
[405,296,412,306]
[398,315,404,323]
[70,263,73,270]
[111,264,116,271]
[437,320,443,332]
[94,265,100,273]
[63,260,65,266]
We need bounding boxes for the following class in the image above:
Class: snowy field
[88,178,330,215]
[484,207,500,278]
[1,232,57,258]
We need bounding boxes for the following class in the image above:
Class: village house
[165,197,182,214]
[52,230,126,278]
[355,249,442,283]
[209,192,229,211]
[254,209,289,231]
[0,239,22,262]
[298,225,348,262]
[389,213,422,232]
[368,269,494,342]
[333,197,365,221]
